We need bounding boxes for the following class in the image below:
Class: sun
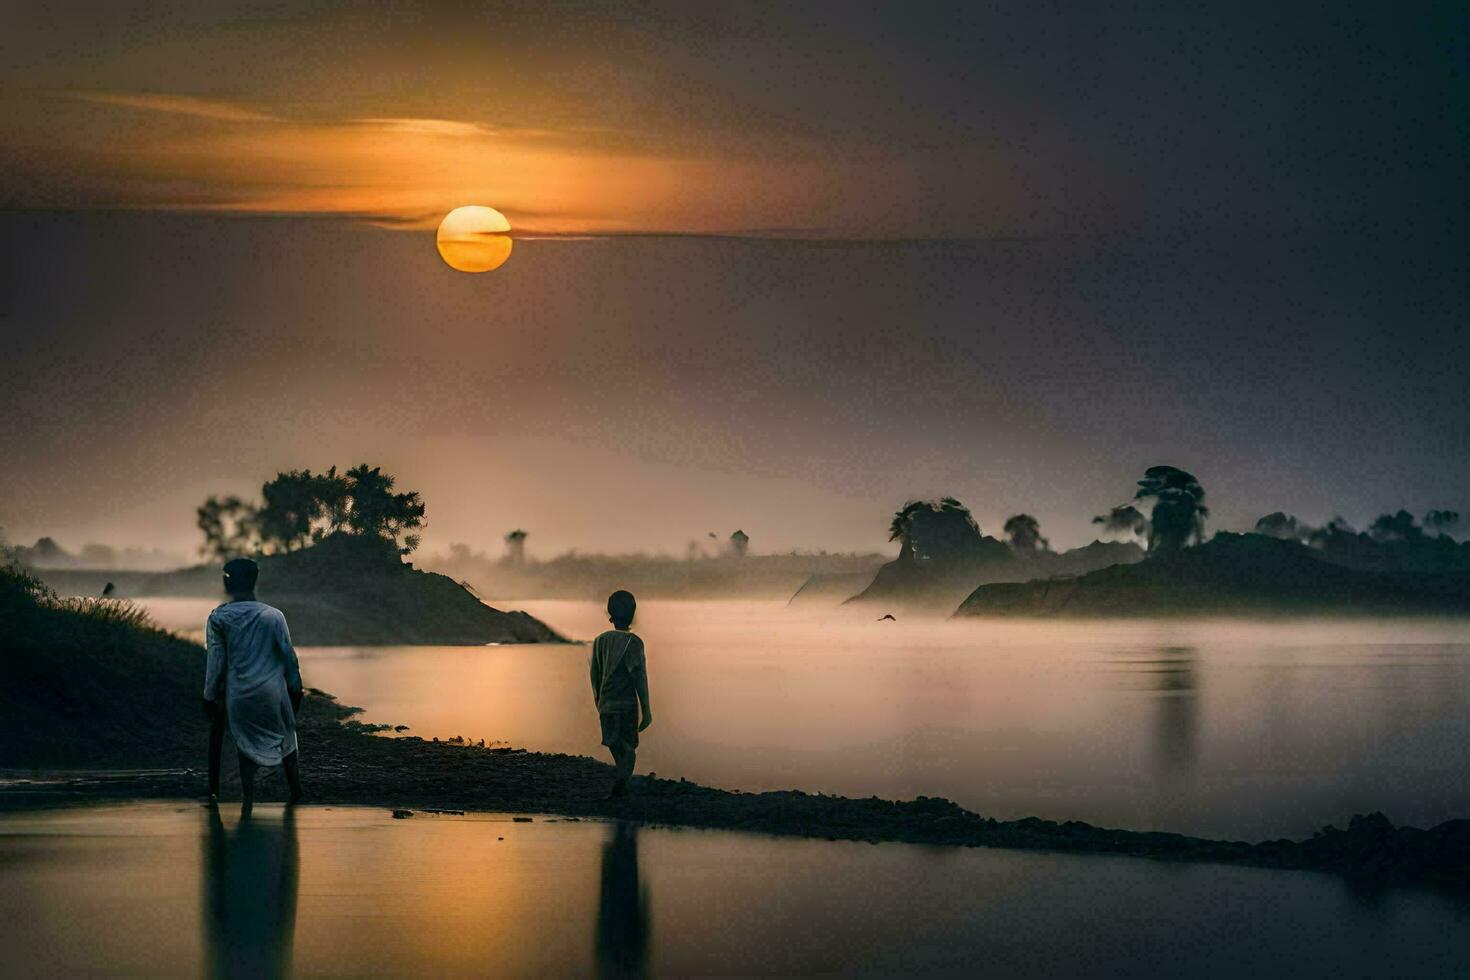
[436,206,513,272]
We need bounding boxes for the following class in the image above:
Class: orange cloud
[69,91,278,123]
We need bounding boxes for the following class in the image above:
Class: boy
[204,557,305,813]
[589,590,652,798]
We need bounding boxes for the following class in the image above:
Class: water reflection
[596,822,649,979]
[1147,646,1199,781]
[203,806,299,980]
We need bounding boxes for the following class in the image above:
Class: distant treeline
[426,545,887,601]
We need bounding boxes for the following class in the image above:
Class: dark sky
[1,3,1466,557]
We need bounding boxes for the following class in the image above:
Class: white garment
[204,599,302,766]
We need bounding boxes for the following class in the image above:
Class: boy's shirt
[590,629,645,713]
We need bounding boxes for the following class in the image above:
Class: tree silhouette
[309,466,351,541]
[729,529,749,557]
[1133,466,1208,553]
[504,529,528,566]
[1254,512,1306,541]
[196,495,259,559]
[256,469,325,552]
[197,463,424,558]
[343,464,425,554]
[1003,514,1050,552]
[1092,504,1149,540]
[889,497,983,561]
[1425,510,1462,537]
[1367,509,1424,543]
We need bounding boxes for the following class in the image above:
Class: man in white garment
[204,557,304,812]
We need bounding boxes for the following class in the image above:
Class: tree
[1132,465,1208,553]
[309,466,351,541]
[343,464,425,554]
[888,497,983,561]
[1367,509,1424,543]
[1254,512,1305,541]
[196,495,258,559]
[1305,515,1355,549]
[504,529,528,566]
[30,537,67,562]
[1097,466,1206,553]
[197,463,425,558]
[255,466,356,552]
[256,469,323,553]
[1092,504,1149,540]
[729,529,750,558]
[1002,514,1049,553]
[1425,510,1462,537]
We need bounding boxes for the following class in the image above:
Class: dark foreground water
[140,598,1470,840]
[2,803,1468,978]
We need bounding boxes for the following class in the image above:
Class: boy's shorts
[600,709,639,752]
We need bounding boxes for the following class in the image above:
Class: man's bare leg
[282,751,303,804]
[237,752,258,817]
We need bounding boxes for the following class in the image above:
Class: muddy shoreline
[3,694,1467,890]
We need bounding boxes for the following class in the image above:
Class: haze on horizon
[1,2,1466,560]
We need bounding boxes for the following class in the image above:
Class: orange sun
[436,206,513,272]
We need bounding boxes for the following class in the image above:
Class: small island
[956,468,1470,618]
[843,498,1144,611]
[29,464,566,645]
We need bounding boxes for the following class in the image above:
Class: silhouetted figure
[590,590,652,799]
[203,805,299,979]
[204,558,304,813]
[596,822,648,979]
[100,581,115,598]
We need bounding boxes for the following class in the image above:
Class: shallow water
[140,597,1470,840]
[2,802,1468,978]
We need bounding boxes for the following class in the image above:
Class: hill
[845,538,1145,612]
[33,534,565,644]
[955,533,1470,618]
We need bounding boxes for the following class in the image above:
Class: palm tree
[1133,465,1208,553]
[504,529,528,566]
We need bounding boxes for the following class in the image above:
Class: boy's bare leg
[238,752,258,817]
[282,751,303,804]
[609,746,636,797]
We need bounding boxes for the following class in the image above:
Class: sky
[1,2,1467,559]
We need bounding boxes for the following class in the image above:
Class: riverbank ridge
[3,692,1467,889]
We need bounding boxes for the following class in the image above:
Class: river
[137,597,1470,841]
[3,803,1468,977]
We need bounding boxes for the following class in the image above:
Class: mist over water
[144,597,1470,841]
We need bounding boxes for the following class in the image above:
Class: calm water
[141,598,1470,840]
[2,803,1468,978]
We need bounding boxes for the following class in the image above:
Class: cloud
[348,118,495,138]
[70,91,278,123]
